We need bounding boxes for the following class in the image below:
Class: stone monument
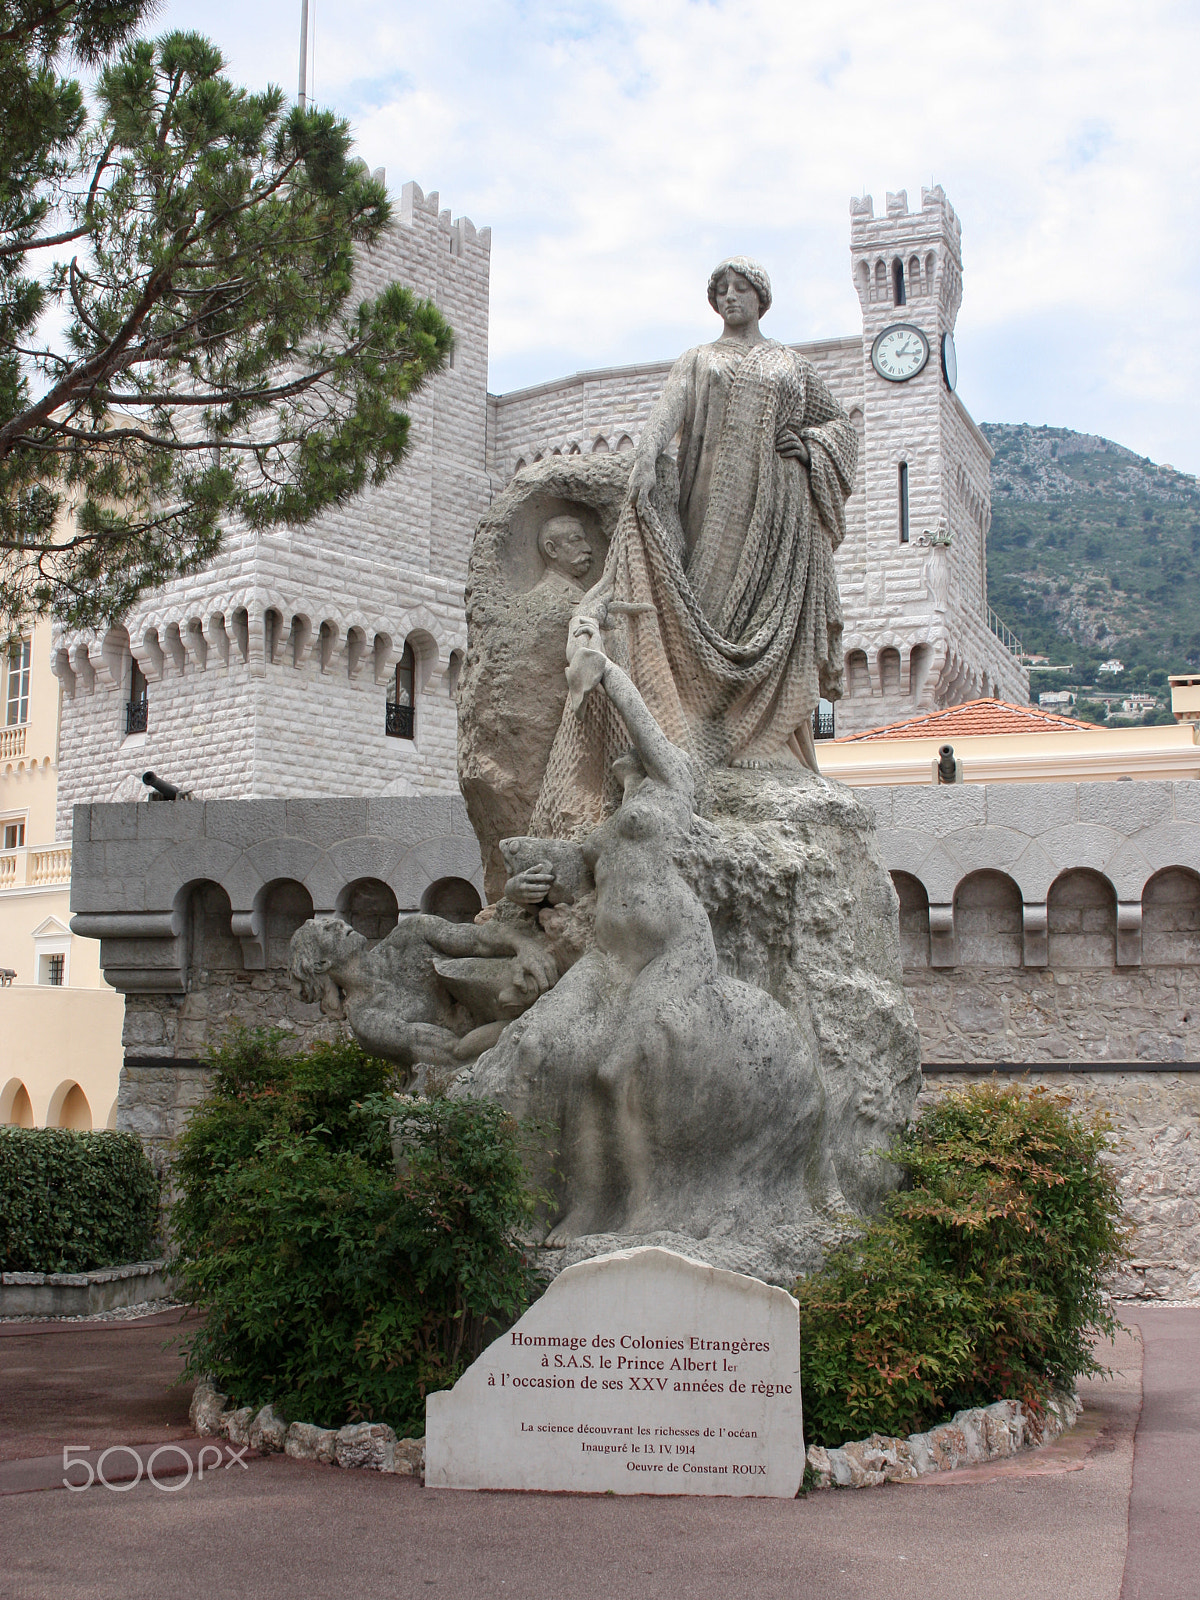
[294,256,922,1284]
[426,1246,804,1497]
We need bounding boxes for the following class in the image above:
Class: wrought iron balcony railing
[385,701,414,740]
[126,697,148,735]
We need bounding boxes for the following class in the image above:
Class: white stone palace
[50,179,1026,829]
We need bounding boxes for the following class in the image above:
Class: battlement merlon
[399,180,492,255]
[848,183,962,263]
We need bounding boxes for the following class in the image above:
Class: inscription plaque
[425,1246,803,1496]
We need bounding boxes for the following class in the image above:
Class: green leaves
[796,1082,1129,1449]
[0,1126,160,1272]
[0,16,451,628]
[169,1031,546,1435]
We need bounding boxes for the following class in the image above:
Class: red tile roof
[837,698,1096,743]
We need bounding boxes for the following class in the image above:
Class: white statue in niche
[532,514,594,598]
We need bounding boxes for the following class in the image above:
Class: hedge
[170,1030,547,1435]
[0,1128,160,1273]
[796,1082,1129,1447]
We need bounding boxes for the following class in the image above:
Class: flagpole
[298,0,309,108]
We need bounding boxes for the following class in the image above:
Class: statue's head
[707,257,772,325]
[537,514,593,583]
[289,914,365,1012]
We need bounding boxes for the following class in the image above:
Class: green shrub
[0,1128,160,1272]
[170,1030,546,1435]
[797,1083,1129,1448]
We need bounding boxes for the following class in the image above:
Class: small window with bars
[46,953,64,987]
[126,658,148,735]
[6,639,30,726]
[386,643,416,739]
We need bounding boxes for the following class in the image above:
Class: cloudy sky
[156,0,1200,472]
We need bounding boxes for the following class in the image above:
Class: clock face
[871,323,929,382]
[941,331,958,391]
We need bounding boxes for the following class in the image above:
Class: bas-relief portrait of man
[532,514,594,598]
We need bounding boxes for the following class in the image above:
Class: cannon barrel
[142,770,181,801]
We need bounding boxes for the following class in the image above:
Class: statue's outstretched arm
[416,911,559,998]
[626,355,691,510]
[600,657,691,795]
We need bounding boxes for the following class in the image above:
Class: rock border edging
[191,1381,1080,1493]
[189,1380,425,1477]
[806,1391,1082,1489]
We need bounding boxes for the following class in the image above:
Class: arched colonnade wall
[870,778,1200,1065]
[67,793,485,1162]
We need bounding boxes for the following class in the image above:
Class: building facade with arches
[0,613,124,1134]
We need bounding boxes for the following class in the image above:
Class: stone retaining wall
[920,1070,1200,1302]
[70,784,1199,1299]
[0,1259,173,1317]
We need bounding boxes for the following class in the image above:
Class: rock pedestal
[460,764,921,1285]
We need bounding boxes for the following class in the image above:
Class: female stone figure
[459,621,843,1270]
[530,257,858,838]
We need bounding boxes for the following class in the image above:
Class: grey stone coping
[1,1258,167,1288]
[922,1061,1200,1074]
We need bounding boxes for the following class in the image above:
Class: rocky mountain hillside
[983,423,1200,690]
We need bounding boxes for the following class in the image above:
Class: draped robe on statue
[529,337,859,840]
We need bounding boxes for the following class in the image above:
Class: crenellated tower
[836,185,1025,729]
[51,181,494,832]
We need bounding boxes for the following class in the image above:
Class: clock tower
[835,185,1024,728]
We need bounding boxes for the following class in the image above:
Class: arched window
[1,1077,34,1127]
[954,871,1023,967]
[846,649,871,698]
[1048,870,1117,968]
[856,261,870,300]
[879,647,901,693]
[422,876,483,923]
[909,642,932,700]
[908,255,921,296]
[874,260,887,300]
[338,878,400,941]
[890,872,930,968]
[1142,868,1200,965]
[925,251,936,288]
[892,258,906,306]
[387,643,415,739]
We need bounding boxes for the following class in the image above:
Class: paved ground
[1119,1307,1199,1600]
[0,1308,1194,1600]
[0,1308,198,1463]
